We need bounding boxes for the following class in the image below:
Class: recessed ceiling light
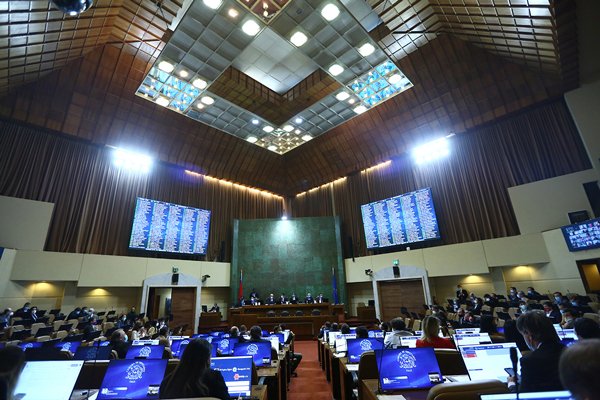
[328,64,344,76]
[193,78,207,89]
[228,8,239,17]
[203,0,222,9]
[388,73,402,84]
[294,117,303,124]
[263,125,274,133]
[348,98,355,104]
[302,135,312,141]
[242,19,260,36]
[158,61,174,73]
[290,31,308,47]
[178,70,189,78]
[358,43,375,57]
[200,96,214,105]
[247,136,258,143]
[196,103,205,109]
[156,97,170,107]
[353,105,367,114]
[295,129,301,134]
[321,3,339,21]
[268,145,277,151]
[336,91,350,101]
[283,125,294,132]
[251,119,259,125]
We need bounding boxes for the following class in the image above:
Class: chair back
[411,319,421,331]
[583,313,600,323]
[426,379,508,400]
[357,351,378,400]
[30,322,46,336]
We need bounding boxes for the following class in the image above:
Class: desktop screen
[132,340,159,346]
[125,345,165,359]
[215,337,239,355]
[375,348,443,391]
[54,341,82,353]
[460,343,521,382]
[480,391,573,400]
[14,360,84,400]
[18,342,43,351]
[170,339,191,358]
[74,345,113,360]
[346,338,384,363]
[97,359,168,399]
[233,341,272,367]
[455,328,481,334]
[454,333,492,346]
[399,336,420,348]
[211,356,253,397]
[368,330,384,339]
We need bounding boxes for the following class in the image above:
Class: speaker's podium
[198,312,222,332]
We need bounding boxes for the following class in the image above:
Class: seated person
[316,293,325,303]
[479,315,504,342]
[526,287,542,300]
[384,318,413,349]
[416,316,455,349]
[0,309,13,330]
[507,287,519,304]
[249,289,259,299]
[229,326,241,338]
[460,311,479,328]
[278,293,287,304]
[289,293,299,304]
[0,346,25,400]
[573,317,600,339]
[340,323,351,334]
[355,326,369,339]
[318,321,331,339]
[157,326,170,348]
[508,310,565,393]
[543,301,562,324]
[305,293,314,304]
[265,294,276,305]
[209,303,220,312]
[109,329,130,359]
[237,296,247,307]
[160,339,229,399]
[559,339,600,400]
[247,325,270,343]
[470,299,483,315]
[559,309,578,329]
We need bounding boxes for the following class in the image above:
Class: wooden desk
[329,353,344,400]
[70,385,268,400]
[361,379,429,400]
[339,358,355,400]
[252,384,268,400]
[258,360,283,400]
[231,303,332,317]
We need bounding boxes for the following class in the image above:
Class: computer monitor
[329,332,341,346]
[375,348,443,391]
[215,337,239,355]
[25,347,65,361]
[125,345,165,359]
[459,343,521,383]
[335,337,348,353]
[97,359,168,399]
[346,338,384,363]
[267,335,280,349]
[455,328,481,334]
[368,330,384,339]
[555,328,578,340]
[132,340,159,346]
[270,333,285,345]
[54,341,82,353]
[399,336,420,348]
[480,391,573,400]
[211,356,253,397]
[14,360,84,400]
[170,339,190,358]
[18,342,43,351]
[453,333,492,346]
[73,345,113,360]
[233,341,272,367]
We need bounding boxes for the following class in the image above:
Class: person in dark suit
[508,310,565,393]
[28,306,39,322]
[289,293,298,304]
[526,287,542,300]
[305,293,314,304]
[456,285,468,304]
[507,287,519,304]
[209,303,219,313]
[14,302,31,318]
[237,296,246,307]
[470,298,483,315]
[159,338,230,400]
[249,288,259,299]
[265,293,276,305]
[278,293,287,304]
[109,329,131,359]
[559,339,600,400]
[542,301,562,324]
[126,307,138,323]
[316,293,325,303]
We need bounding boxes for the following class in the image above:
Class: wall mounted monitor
[561,217,600,251]
[361,188,440,249]
[129,197,211,255]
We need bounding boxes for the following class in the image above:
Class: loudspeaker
[171,273,179,285]
[568,210,589,224]
[393,266,400,278]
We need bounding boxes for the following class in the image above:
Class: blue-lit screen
[97,359,167,399]
[375,348,442,391]
[215,337,238,355]
[74,345,113,360]
[129,197,211,255]
[211,356,252,397]
[361,188,440,249]
[18,342,43,350]
[125,345,165,359]
[233,341,272,366]
[347,338,384,363]
[54,341,81,353]
[561,217,600,251]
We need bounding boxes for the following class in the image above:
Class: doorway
[147,287,197,334]
[577,259,600,293]
[377,278,426,322]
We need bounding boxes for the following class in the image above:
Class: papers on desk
[377,394,407,400]
[334,352,346,358]
[346,364,359,372]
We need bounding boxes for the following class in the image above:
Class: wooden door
[170,287,196,335]
[378,279,426,322]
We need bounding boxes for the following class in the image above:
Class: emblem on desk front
[397,351,416,370]
[126,361,146,382]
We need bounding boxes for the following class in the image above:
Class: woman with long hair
[159,339,229,399]
[416,316,455,349]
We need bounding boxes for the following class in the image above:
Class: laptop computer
[97,359,168,399]
[480,391,573,400]
[74,345,113,361]
[211,356,253,398]
[374,348,443,391]
[459,343,521,383]
[455,328,481,334]
[55,340,82,353]
[346,338,384,363]
[132,339,159,346]
[233,341,272,367]
[453,333,492,346]
[125,345,165,359]
[14,360,85,400]
[399,336,420,348]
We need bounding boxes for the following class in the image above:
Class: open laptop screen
[346,338,384,363]
[125,345,165,359]
[375,348,443,391]
[399,336,419,348]
[233,341,272,366]
[211,356,253,397]
[215,337,239,355]
[460,343,521,383]
[74,345,113,360]
[14,360,84,400]
[454,333,492,346]
[97,359,168,399]
[480,391,573,400]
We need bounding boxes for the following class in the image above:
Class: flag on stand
[332,266,339,304]
[238,269,243,300]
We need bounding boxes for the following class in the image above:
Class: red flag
[238,269,243,300]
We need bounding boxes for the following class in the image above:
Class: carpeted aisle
[287,340,333,400]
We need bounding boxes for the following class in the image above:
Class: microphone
[510,346,519,400]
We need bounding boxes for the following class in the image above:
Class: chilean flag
[238,269,243,300]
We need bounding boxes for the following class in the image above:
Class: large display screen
[561,217,600,251]
[361,188,440,249]
[129,197,211,255]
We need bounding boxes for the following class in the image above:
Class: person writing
[416,316,455,349]
[160,339,229,399]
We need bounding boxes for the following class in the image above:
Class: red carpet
[288,340,332,400]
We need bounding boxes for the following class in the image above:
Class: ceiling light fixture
[178,70,189,78]
[353,105,367,114]
[200,96,214,105]
[294,117,303,124]
[295,129,301,134]
[203,0,222,9]
[156,97,170,107]
[196,103,205,109]
[358,43,375,57]
[158,61,174,73]
[321,3,340,21]
[328,64,344,76]
[263,125,274,133]
[388,73,402,84]
[268,145,277,151]
[283,125,294,132]
[192,78,207,89]
[412,137,450,165]
[228,8,239,17]
[336,91,350,101]
[290,31,308,47]
[247,136,258,143]
[242,19,260,36]
[251,119,259,125]
[348,98,355,104]
[302,135,312,141]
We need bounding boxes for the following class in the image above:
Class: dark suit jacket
[265,297,276,305]
[160,369,230,400]
[518,342,565,393]
[545,310,561,324]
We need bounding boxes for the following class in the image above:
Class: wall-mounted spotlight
[201,274,211,283]
[364,269,373,276]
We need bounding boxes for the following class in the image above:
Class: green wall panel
[230,216,345,307]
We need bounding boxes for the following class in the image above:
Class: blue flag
[332,267,339,304]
